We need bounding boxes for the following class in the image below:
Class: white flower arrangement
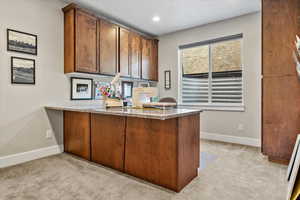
[294,35,300,78]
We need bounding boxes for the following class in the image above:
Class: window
[179,34,243,109]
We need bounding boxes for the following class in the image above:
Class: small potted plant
[99,85,123,107]
[99,85,113,100]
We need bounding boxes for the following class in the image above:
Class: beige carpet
[0,140,287,200]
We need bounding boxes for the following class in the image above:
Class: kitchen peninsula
[46,105,201,192]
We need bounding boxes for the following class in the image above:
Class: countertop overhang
[45,105,202,120]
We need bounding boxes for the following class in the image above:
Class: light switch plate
[46,129,52,139]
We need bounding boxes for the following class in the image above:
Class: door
[262,0,298,77]
[91,114,126,171]
[151,39,159,81]
[64,111,91,160]
[125,117,178,190]
[141,38,152,80]
[99,19,119,75]
[119,28,130,77]
[130,33,141,79]
[263,75,300,160]
[75,10,97,73]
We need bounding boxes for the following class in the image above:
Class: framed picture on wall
[71,77,93,100]
[11,57,35,85]
[7,29,38,55]
[165,70,171,89]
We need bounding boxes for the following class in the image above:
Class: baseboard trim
[268,156,289,165]
[0,145,64,168]
[201,132,261,147]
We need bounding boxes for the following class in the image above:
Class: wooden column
[262,0,300,163]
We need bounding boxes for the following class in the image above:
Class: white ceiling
[63,0,261,36]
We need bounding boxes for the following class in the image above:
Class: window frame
[178,34,245,111]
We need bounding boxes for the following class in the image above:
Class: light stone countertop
[45,105,202,120]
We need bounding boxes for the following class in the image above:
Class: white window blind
[180,34,243,107]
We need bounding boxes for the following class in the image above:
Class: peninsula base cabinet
[63,111,200,192]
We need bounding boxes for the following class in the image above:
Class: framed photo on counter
[71,77,93,100]
[122,81,133,98]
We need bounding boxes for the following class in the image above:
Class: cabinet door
[151,40,159,81]
[64,111,91,160]
[75,10,97,73]
[262,0,298,77]
[119,28,130,77]
[99,20,119,75]
[130,33,141,79]
[125,117,178,190]
[91,114,126,171]
[141,38,152,80]
[263,75,300,161]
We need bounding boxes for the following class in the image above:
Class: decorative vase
[102,96,108,107]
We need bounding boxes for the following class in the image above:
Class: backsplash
[65,73,158,103]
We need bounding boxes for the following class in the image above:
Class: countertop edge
[45,106,202,120]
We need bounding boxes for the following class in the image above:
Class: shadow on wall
[46,109,64,146]
[0,108,63,157]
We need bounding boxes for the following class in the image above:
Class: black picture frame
[11,57,36,85]
[71,77,93,100]
[122,81,133,98]
[164,70,171,89]
[7,29,38,55]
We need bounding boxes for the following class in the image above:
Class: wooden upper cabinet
[130,32,141,79]
[141,38,151,80]
[119,28,130,77]
[151,40,159,81]
[99,19,119,75]
[63,4,158,80]
[63,7,97,73]
[141,38,158,81]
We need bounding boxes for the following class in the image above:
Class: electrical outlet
[237,124,244,131]
[46,129,52,139]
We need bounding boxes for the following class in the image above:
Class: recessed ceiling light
[152,16,160,22]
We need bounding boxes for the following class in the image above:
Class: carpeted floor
[0,140,287,200]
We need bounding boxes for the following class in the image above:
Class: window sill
[178,104,245,112]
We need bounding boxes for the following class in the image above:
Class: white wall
[158,12,262,144]
[0,0,155,160]
[0,0,68,157]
